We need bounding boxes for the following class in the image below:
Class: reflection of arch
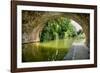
[23,12,89,46]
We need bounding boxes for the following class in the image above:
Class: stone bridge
[22,12,90,46]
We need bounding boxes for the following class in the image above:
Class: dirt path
[64,42,89,60]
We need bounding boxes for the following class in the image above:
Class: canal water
[22,38,74,62]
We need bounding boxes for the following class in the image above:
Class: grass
[22,38,74,62]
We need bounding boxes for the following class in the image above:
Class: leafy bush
[40,17,77,42]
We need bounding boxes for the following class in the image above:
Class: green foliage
[40,17,77,42]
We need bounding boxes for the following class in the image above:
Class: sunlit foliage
[40,17,77,42]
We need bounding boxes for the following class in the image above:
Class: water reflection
[22,38,74,62]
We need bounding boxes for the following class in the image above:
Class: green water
[22,38,74,62]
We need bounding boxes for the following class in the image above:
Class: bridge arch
[22,12,89,46]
